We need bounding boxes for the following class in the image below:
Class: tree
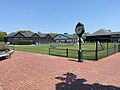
[18,30,34,34]
[73,33,78,39]
[82,32,89,39]
[0,31,7,42]
[49,33,58,38]
[38,31,42,34]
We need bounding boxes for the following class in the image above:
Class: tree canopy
[82,32,89,39]
[0,31,7,42]
[49,33,58,38]
[18,30,34,34]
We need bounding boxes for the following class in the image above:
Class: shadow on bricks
[55,72,120,90]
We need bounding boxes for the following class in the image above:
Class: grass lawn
[10,43,96,54]
[10,45,50,54]
[9,43,118,60]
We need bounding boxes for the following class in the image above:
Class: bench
[0,50,14,58]
[0,53,10,58]
[6,50,14,58]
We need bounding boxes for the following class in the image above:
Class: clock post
[75,22,85,62]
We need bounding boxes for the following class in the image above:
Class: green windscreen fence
[49,48,96,60]
[49,42,119,61]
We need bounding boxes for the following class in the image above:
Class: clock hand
[78,29,80,31]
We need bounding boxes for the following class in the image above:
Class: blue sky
[0,0,120,34]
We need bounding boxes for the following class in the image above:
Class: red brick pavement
[0,51,120,90]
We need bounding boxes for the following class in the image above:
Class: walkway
[0,51,120,90]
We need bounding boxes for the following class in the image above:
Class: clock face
[75,26,82,34]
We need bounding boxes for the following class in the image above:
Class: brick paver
[0,51,120,90]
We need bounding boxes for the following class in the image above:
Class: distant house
[86,29,120,42]
[4,31,53,44]
[31,33,53,44]
[54,33,77,43]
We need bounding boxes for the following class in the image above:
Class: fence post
[107,41,108,56]
[66,48,68,57]
[95,41,98,60]
[114,41,116,53]
[118,44,120,52]
[49,48,50,55]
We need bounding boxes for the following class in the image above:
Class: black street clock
[75,22,85,62]
[75,22,85,37]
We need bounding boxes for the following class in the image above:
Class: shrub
[0,44,9,51]
[17,41,32,45]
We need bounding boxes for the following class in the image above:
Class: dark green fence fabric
[49,48,96,60]
[49,42,119,61]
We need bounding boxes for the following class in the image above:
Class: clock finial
[76,22,84,27]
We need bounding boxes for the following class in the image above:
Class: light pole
[75,22,85,62]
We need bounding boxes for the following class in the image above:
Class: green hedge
[17,41,32,45]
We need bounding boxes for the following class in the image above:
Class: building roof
[5,32,17,37]
[112,32,120,35]
[21,32,33,37]
[5,32,50,38]
[63,34,74,39]
[5,31,34,37]
[54,34,74,40]
[37,33,48,37]
[31,33,50,38]
[87,29,111,36]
